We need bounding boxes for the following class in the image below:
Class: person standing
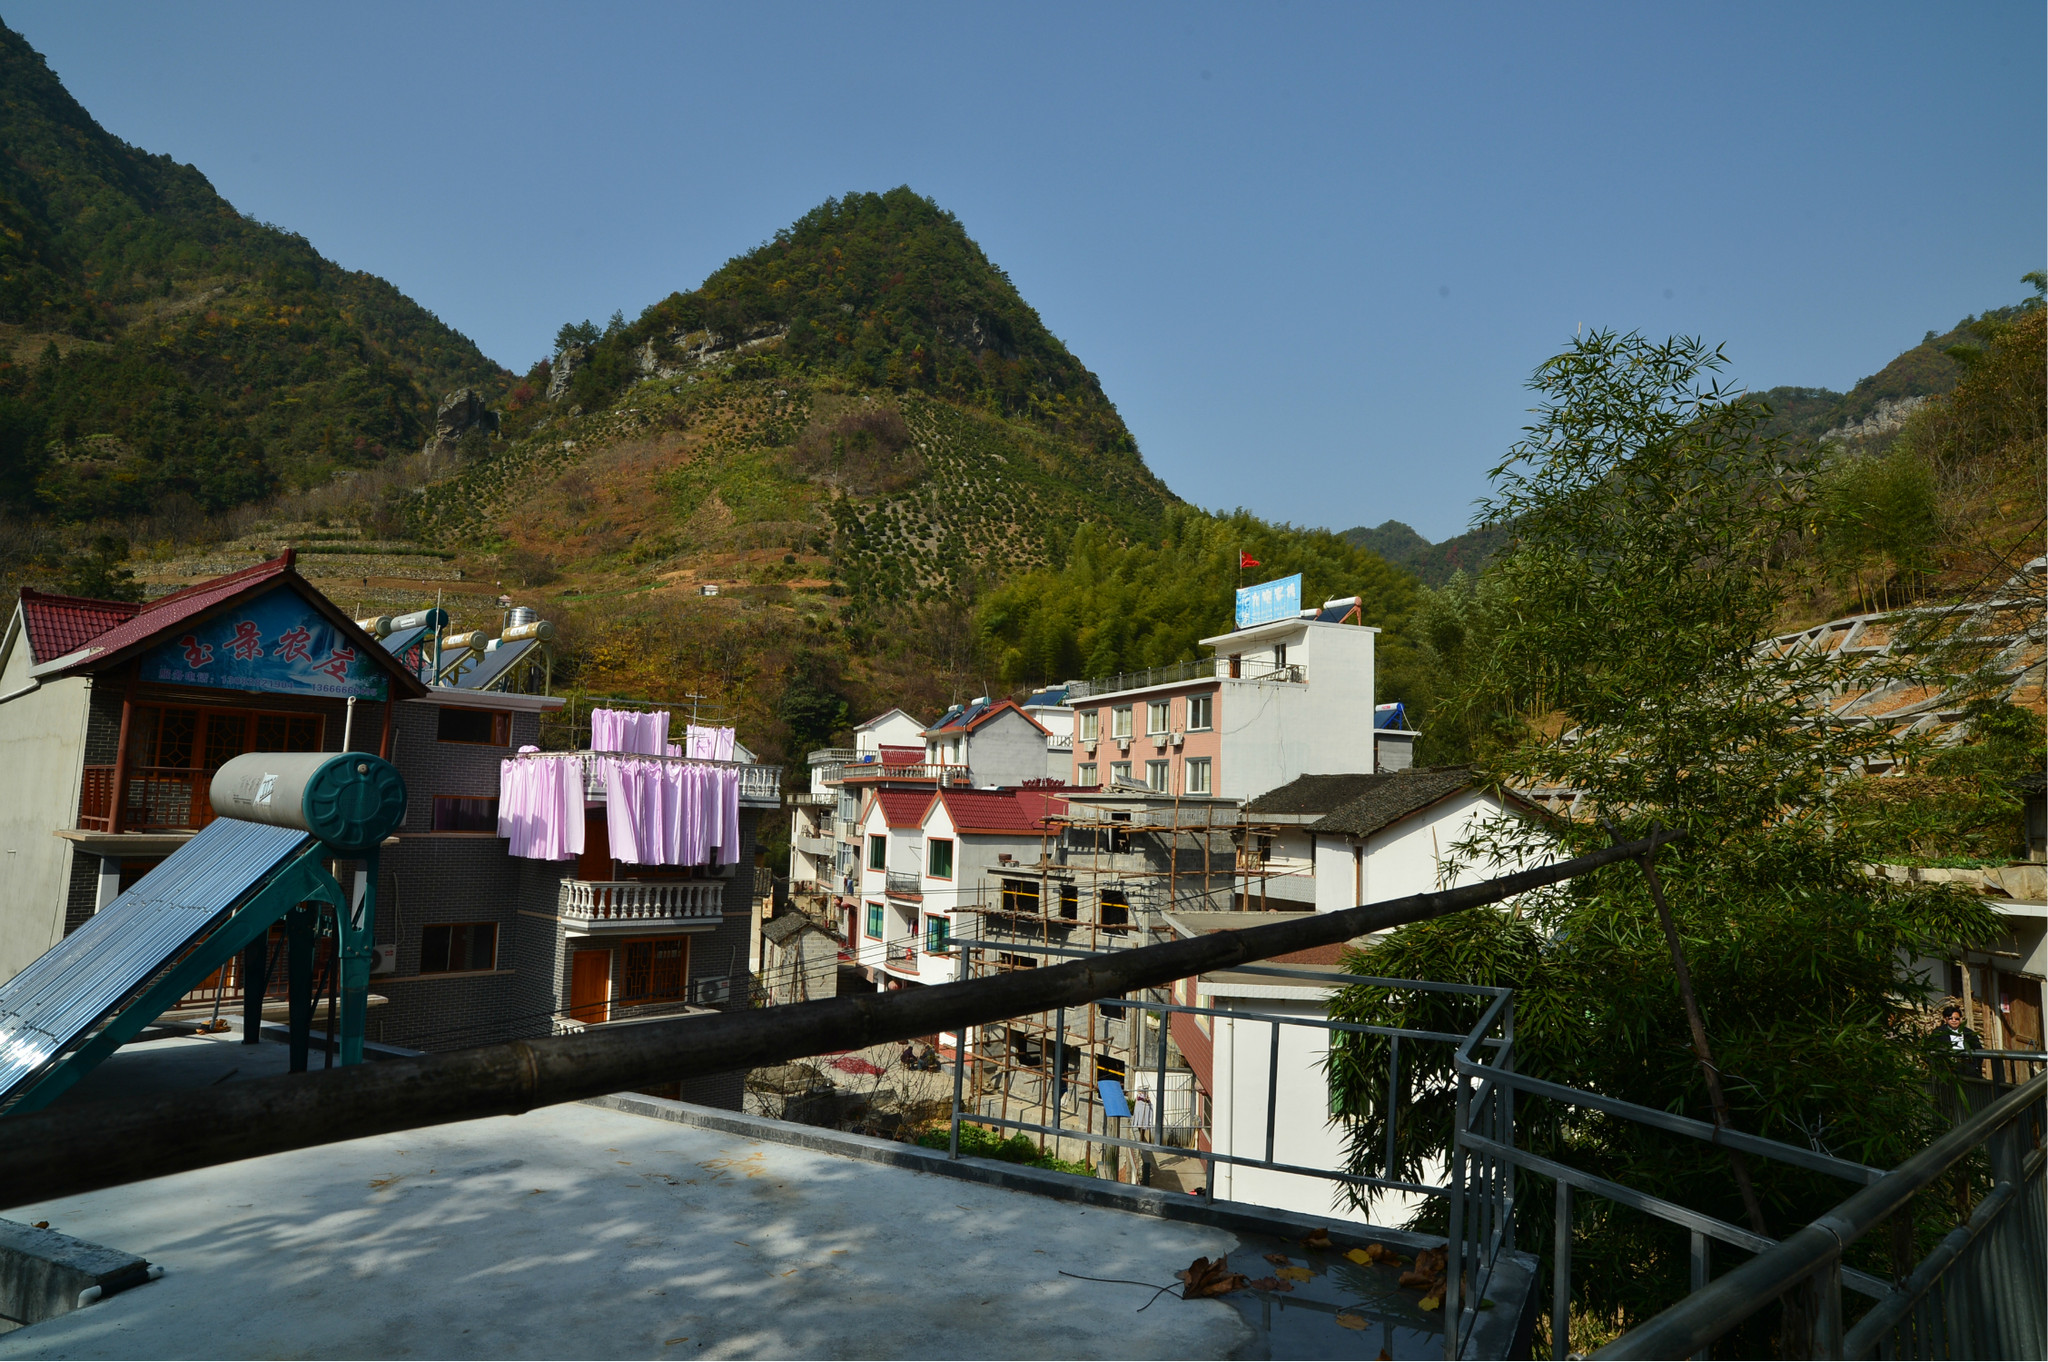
[1936,1003,1985,1079]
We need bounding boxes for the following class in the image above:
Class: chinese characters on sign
[1233,573,1302,629]
[138,587,388,699]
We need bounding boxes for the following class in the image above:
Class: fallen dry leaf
[1247,1275,1294,1293]
[1399,1245,1449,1293]
[1335,1312,1369,1330]
[1264,1252,1293,1266]
[1363,1243,1404,1265]
[1301,1227,1333,1250]
[1176,1255,1250,1299]
[1276,1265,1314,1283]
[1419,1293,1443,1312]
[1344,1247,1373,1265]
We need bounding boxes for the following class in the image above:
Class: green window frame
[927,837,954,878]
[868,834,887,870]
[925,915,951,953]
[866,902,885,939]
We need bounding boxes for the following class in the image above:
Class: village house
[0,554,781,1110]
[1066,597,1408,799]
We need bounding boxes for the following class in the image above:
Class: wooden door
[569,949,612,1024]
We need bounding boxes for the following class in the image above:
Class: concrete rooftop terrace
[1,1030,1504,1360]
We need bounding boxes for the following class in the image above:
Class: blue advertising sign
[139,587,389,700]
[1234,573,1302,629]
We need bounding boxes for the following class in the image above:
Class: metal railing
[1599,1055,2047,1361]
[1068,656,1220,700]
[821,760,971,786]
[884,870,922,896]
[561,879,724,925]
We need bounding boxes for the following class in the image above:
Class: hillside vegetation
[0,20,504,533]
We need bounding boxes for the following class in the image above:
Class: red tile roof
[871,788,936,829]
[16,590,141,664]
[21,552,426,695]
[31,555,300,671]
[923,699,1049,739]
[878,745,924,765]
[934,787,1068,834]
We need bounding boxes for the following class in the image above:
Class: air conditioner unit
[1117,739,1130,753]
[1169,731,1185,748]
[370,942,399,976]
[693,975,732,1005]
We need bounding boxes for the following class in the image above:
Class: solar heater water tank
[390,608,449,633]
[506,605,539,629]
[441,630,491,652]
[500,619,554,644]
[210,752,407,852]
[354,615,394,638]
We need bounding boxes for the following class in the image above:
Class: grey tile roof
[1243,772,1390,815]
[1305,767,1480,838]
[763,913,834,945]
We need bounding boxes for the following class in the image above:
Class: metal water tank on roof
[507,605,539,629]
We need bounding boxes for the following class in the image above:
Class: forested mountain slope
[0,21,506,521]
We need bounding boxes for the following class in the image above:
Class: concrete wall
[963,709,1050,789]
[0,662,91,982]
[1215,624,1377,803]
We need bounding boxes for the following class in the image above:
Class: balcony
[881,942,919,975]
[884,870,922,897]
[794,835,834,859]
[78,764,215,833]
[1068,657,1219,701]
[819,760,971,786]
[562,879,723,929]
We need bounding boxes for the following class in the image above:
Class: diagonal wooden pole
[1636,845,1768,1237]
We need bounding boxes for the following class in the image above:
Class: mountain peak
[560,188,1133,456]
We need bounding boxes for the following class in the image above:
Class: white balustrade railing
[562,879,724,924]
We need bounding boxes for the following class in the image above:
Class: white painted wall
[1312,788,1546,915]
[1205,983,1437,1228]
[854,709,925,754]
[1208,622,1378,802]
[0,654,92,982]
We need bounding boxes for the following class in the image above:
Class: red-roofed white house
[849,785,1067,990]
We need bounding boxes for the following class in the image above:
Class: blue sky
[11,2,2042,541]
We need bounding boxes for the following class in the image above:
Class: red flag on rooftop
[1239,551,1260,569]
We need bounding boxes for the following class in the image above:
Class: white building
[1066,598,1410,801]
[1162,768,1543,1223]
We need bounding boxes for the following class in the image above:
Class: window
[619,936,686,1004]
[1000,878,1041,915]
[925,915,951,954]
[1110,762,1132,786]
[1076,762,1098,787]
[868,834,887,870]
[1273,644,1288,670]
[1078,710,1099,742]
[1111,706,1133,739]
[1096,1054,1127,1083]
[419,922,497,973]
[1187,695,1213,731]
[927,838,953,878]
[1059,883,1079,920]
[1228,654,1242,679]
[866,901,886,939]
[1100,889,1130,928]
[996,952,1038,972]
[437,707,510,745]
[1146,701,1170,734]
[1146,760,1169,792]
[432,795,499,832]
[1184,757,1212,795]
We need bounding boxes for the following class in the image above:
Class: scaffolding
[951,795,1320,1181]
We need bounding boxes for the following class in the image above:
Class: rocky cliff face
[1822,395,1928,444]
[424,388,500,459]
